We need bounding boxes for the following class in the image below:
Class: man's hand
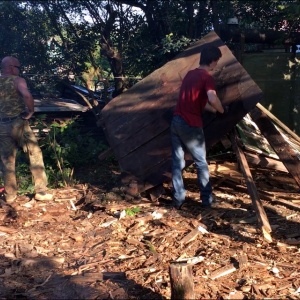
[217,105,230,117]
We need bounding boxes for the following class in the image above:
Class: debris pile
[1,160,300,299]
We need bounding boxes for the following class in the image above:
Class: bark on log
[169,262,195,300]
[230,129,272,243]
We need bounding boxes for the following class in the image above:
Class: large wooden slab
[101,31,263,191]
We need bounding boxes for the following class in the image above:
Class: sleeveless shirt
[0,75,25,118]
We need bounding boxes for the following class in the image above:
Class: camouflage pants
[0,117,48,197]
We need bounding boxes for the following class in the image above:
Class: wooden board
[101,31,263,191]
[34,98,88,113]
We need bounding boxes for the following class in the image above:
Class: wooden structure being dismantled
[101,31,300,242]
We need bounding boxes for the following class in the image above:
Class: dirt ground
[1,156,300,299]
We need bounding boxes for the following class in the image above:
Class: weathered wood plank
[244,152,288,173]
[250,106,300,188]
[230,129,272,243]
[256,103,300,147]
[34,98,87,112]
[101,31,263,191]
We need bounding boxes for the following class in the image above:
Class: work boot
[5,194,17,204]
[35,192,53,201]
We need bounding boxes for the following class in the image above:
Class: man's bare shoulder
[14,76,29,89]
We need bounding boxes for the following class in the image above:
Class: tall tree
[0,1,52,74]
[1,0,299,98]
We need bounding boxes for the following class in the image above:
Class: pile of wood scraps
[1,163,300,299]
[223,102,300,243]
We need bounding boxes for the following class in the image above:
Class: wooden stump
[169,262,195,300]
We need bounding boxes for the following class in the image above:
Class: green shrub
[0,116,108,193]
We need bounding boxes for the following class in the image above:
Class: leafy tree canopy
[0,0,299,94]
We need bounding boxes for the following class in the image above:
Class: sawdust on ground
[1,158,300,299]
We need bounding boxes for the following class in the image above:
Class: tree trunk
[169,262,195,300]
[210,0,220,35]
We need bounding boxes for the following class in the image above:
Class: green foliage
[34,115,108,187]
[0,1,54,74]
[125,207,140,216]
[160,33,194,54]
[1,0,298,92]
[145,240,157,253]
[0,115,108,193]
[13,159,35,195]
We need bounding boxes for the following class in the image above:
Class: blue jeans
[171,115,213,207]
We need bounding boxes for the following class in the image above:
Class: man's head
[199,45,222,66]
[1,56,21,76]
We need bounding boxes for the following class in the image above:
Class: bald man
[0,56,53,204]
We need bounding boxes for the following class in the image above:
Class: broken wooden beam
[250,106,300,188]
[230,128,272,243]
[266,198,300,212]
[256,103,300,147]
[244,151,288,173]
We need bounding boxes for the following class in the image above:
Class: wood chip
[0,225,17,234]
[210,264,237,280]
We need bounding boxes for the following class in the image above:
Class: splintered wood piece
[210,264,237,280]
[17,257,65,269]
[237,252,248,269]
[272,199,300,212]
[262,226,273,243]
[256,103,300,146]
[169,262,195,300]
[230,129,272,242]
[180,224,208,244]
[180,228,200,244]
[244,151,288,173]
[0,225,17,234]
[69,272,126,284]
